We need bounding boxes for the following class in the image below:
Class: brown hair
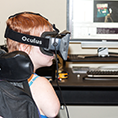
[6,12,53,52]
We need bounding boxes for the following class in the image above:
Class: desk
[52,68,118,105]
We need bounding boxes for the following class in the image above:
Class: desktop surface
[53,68,118,87]
[52,68,118,105]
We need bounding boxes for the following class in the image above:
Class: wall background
[0,0,66,44]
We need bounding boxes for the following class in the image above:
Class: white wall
[0,0,66,45]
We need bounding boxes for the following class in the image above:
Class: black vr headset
[4,12,70,60]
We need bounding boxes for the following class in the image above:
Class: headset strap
[5,26,49,48]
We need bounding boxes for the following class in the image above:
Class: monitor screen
[67,0,118,40]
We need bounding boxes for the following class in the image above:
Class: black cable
[109,52,118,55]
[53,38,70,118]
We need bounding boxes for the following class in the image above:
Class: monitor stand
[85,47,118,58]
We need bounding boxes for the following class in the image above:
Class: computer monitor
[67,0,118,51]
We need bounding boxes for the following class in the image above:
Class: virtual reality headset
[4,12,70,60]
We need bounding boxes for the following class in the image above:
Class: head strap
[5,26,49,48]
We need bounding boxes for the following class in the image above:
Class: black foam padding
[0,51,34,81]
[0,49,7,55]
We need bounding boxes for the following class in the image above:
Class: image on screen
[67,0,118,40]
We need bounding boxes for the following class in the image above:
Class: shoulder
[35,74,51,85]
[29,74,57,105]
[29,74,60,117]
[28,73,49,84]
[29,74,53,91]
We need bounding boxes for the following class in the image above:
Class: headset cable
[53,39,70,118]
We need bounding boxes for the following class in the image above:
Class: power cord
[53,39,70,118]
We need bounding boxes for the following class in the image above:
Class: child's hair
[6,12,53,52]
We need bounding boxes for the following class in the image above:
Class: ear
[19,44,31,54]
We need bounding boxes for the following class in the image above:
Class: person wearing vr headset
[5,12,60,118]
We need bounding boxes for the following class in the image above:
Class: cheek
[32,47,54,64]
[43,55,53,62]
[39,48,54,60]
[42,55,54,65]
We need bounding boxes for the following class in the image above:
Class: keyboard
[85,66,118,80]
[87,66,118,75]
